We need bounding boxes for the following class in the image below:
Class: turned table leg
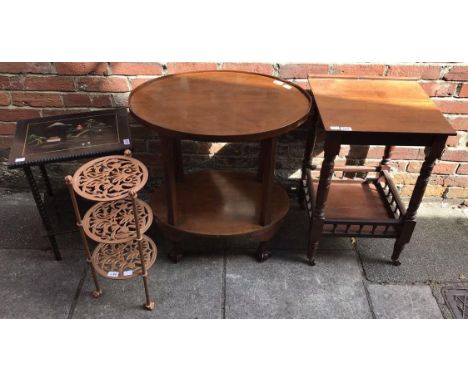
[160,134,182,262]
[299,103,319,208]
[307,135,340,266]
[24,166,62,261]
[256,137,277,262]
[391,136,446,265]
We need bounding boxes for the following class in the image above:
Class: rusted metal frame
[160,133,179,226]
[24,166,62,261]
[391,135,447,264]
[65,176,102,297]
[259,137,278,226]
[130,190,154,310]
[307,133,341,265]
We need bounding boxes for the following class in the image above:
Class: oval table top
[129,70,312,141]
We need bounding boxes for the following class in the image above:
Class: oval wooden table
[129,70,312,262]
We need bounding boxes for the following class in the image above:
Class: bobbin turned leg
[390,137,446,266]
[299,105,319,209]
[130,190,155,311]
[307,136,340,266]
[65,175,102,298]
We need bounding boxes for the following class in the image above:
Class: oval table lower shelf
[150,170,290,238]
[91,235,157,280]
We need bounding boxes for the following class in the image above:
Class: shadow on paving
[356,204,468,284]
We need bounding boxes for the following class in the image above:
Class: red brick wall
[0,62,467,200]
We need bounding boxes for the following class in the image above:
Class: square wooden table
[300,75,456,266]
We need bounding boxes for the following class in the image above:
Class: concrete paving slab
[0,248,84,318]
[225,249,372,318]
[367,284,443,319]
[357,204,468,283]
[72,249,224,319]
[0,193,50,250]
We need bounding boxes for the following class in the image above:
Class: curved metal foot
[256,243,271,262]
[144,301,155,311]
[308,257,316,266]
[92,289,103,298]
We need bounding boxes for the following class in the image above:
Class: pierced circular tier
[91,235,157,280]
[72,155,148,201]
[82,198,153,243]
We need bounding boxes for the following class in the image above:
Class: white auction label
[123,138,130,145]
[273,80,284,86]
[15,157,26,163]
[123,270,133,277]
[340,126,353,131]
[330,126,340,130]
[107,271,119,278]
[283,84,292,90]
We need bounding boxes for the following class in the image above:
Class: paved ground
[0,191,466,319]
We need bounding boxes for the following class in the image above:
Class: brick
[111,62,162,75]
[62,93,113,107]
[387,65,441,80]
[389,160,409,172]
[0,62,52,74]
[407,161,422,173]
[457,164,468,175]
[445,187,468,199]
[420,82,457,97]
[392,147,425,160]
[0,76,22,90]
[0,122,16,134]
[0,108,40,122]
[0,135,13,149]
[279,64,329,79]
[443,175,468,188]
[400,184,445,197]
[24,76,75,91]
[41,108,89,117]
[332,64,385,77]
[111,93,129,107]
[166,62,217,74]
[55,62,109,75]
[12,92,63,107]
[444,66,468,81]
[77,77,129,92]
[392,172,419,185]
[446,134,460,147]
[130,77,157,90]
[222,63,273,75]
[433,99,468,114]
[442,149,468,162]
[0,92,10,106]
[449,117,468,131]
[432,161,459,174]
[459,83,468,98]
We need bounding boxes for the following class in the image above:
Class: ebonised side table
[301,75,456,266]
[7,108,131,260]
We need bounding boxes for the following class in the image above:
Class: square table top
[8,108,131,168]
[308,76,456,136]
